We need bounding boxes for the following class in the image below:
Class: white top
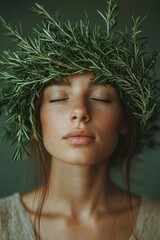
[0,193,160,240]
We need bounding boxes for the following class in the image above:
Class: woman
[0,1,160,239]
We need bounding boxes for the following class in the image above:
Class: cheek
[98,113,122,157]
[40,107,68,150]
[40,108,57,139]
[40,110,59,154]
[40,105,62,129]
[98,108,123,133]
[97,109,124,147]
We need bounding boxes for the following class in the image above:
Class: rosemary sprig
[0,0,159,160]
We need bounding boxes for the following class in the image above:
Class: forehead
[44,73,118,93]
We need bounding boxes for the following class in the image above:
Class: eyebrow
[46,78,71,87]
[46,77,107,88]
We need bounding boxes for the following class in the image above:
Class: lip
[63,129,95,145]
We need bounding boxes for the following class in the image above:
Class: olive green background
[0,0,160,198]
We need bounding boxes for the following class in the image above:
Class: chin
[62,158,99,166]
[52,151,108,166]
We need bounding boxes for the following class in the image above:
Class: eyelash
[49,98,112,103]
[91,98,112,103]
[49,98,68,103]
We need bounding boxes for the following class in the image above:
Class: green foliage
[0,0,159,160]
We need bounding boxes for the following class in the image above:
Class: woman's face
[40,73,127,165]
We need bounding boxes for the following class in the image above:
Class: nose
[69,98,91,123]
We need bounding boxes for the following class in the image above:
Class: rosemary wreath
[0,0,159,160]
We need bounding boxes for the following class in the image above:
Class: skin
[22,73,141,240]
[40,72,127,166]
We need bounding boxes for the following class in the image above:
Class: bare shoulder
[112,184,142,212]
[21,189,40,214]
[131,194,142,209]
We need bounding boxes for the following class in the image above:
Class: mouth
[63,129,95,145]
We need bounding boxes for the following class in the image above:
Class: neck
[45,159,118,218]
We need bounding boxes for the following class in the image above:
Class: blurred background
[0,0,160,199]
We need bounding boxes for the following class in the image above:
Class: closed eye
[49,98,69,103]
[91,98,112,103]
